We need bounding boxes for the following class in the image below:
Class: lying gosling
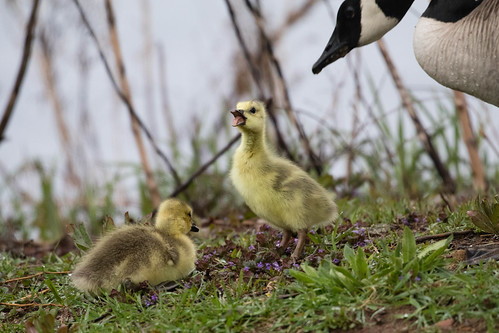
[230,100,338,259]
[71,198,199,293]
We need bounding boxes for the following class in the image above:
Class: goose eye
[344,6,355,19]
[249,107,256,114]
[187,212,192,218]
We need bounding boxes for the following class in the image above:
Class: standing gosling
[230,100,338,259]
[72,198,199,293]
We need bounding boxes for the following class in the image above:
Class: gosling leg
[291,230,308,260]
[280,230,293,251]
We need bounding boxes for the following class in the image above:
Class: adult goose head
[312,0,499,107]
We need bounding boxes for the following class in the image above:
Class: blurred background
[1,0,498,243]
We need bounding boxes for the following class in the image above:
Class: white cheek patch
[358,0,400,46]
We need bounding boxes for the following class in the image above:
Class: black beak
[190,224,199,232]
[312,28,353,74]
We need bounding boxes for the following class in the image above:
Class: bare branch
[0,0,40,143]
[39,30,81,187]
[454,91,486,191]
[245,0,323,174]
[223,0,295,161]
[72,0,182,200]
[376,39,456,193]
[169,134,241,198]
[272,0,318,42]
[105,0,161,206]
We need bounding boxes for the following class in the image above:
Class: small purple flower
[184,282,192,289]
[293,263,300,269]
[332,258,340,264]
[415,275,421,282]
[248,244,256,251]
[272,262,281,271]
[257,262,264,269]
[309,229,316,235]
[265,263,272,271]
[414,217,420,223]
[276,240,281,247]
[318,249,325,254]
[243,266,250,272]
[294,238,298,245]
[402,218,409,226]
[352,228,366,236]
[151,293,158,301]
[437,218,441,223]
[422,217,427,223]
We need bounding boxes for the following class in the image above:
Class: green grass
[2,196,499,332]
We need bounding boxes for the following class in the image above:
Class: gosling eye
[187,212,192,218]
[249,107,256,114]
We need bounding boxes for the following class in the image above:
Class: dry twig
[0,271,71,284]
[0,0,40,143]
[105,0,161,206]
[415,230,476,243]
[72,0,181,197]
[0,302,63,308]
[377,39,456,193]
[169,134,241,197]
[244,0,323,174]
[454,91,486,191]
[39,30,81,187]
[223,0,295,162]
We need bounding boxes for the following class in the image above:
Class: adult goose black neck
[375,0,414,20]
[422,0,484,23]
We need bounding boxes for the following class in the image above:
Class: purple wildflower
[257,262,264,269]
[332,258,340,264]
[248,244,256,251]
[265,263,272,271]
[318,249,325,254]
[309,229,316,235]
[352,228,366,236]
[414,217,420,223]
[243,266,250,272]
[272,262,281,271]
[436,218,441,223]
[292,263,300,269]
[402,218,409,226]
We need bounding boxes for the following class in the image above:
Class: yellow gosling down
[71,198,199,293]
[230,100,338,259]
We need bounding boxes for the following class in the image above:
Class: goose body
[312,0,499,107]
[72,199,198,293]
[230,100,338,259]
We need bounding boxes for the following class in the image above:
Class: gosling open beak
[312,28,352,74]
[190,224,199,232]
[231,110,246,127]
